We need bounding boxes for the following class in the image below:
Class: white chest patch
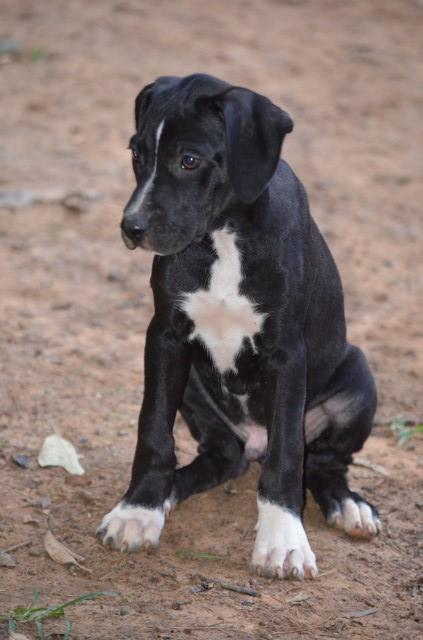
[181,228,265,373]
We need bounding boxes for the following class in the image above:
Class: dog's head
[121,74,293,255]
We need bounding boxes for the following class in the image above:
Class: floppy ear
[217,88,293,204]
[134,82,155,130]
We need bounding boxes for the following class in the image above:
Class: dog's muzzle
[121,228,138,250]
[120,217,149,250]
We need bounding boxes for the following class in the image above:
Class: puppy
[98,74,380,579]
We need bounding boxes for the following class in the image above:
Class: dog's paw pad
[328,498,381,538]
[251,500,318,580]
[97,502,165,552]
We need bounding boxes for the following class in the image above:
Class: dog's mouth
[121,229,138,250]
[121,227,204,256]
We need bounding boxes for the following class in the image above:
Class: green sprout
[390,416,423,446]
[0,590,117,639]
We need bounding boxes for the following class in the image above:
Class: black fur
[117,73,378,542]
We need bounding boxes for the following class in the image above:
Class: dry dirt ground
[0,1,422,638]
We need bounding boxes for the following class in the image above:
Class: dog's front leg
[252,341,318,579]
[98,316,190,552]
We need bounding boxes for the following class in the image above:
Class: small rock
[29,496,51,509]
[107,268,123,282]
[119,606,131,616]
[0,190,34,209]
[77,489,95,504]
[0,38,22,56]
[0,551,16,567]
[13,453,30,469]
[23,514,40,526]
[45,353,63,365]
[61,191,100,214]
[51,302,72,311]
[223,482,237,495]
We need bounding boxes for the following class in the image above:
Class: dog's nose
[121,217,147,241]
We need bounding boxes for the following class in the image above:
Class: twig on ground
[352,457,389,477]
[217,581,258,597]
[1,540,32,554]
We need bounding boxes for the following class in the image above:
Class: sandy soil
[0,1,422,638]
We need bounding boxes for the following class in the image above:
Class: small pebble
[0,38,22,56]
[78,489,95,504]
[107,268,123,282]
[119,606,130,616]
[30,496,51,509]
[13,454,30,469]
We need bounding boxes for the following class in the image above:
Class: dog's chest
[181,228,265,373]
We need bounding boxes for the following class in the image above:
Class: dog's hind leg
[168,369,249,509]
[305,346,381,538]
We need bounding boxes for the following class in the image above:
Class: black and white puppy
[98,74,380,579]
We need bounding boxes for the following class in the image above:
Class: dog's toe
[251,545,317,580]
[328,497,381,539]
[98,501,165,552]
[251,502,318,580]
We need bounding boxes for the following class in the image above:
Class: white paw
[328,497,381,538]
[97,501,165,552]
[251,499,318,580]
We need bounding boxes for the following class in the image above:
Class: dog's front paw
[97,501,165,552]
[328,497,381,539]
[251,499,318,580]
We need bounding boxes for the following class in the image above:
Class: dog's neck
[208,187,270,236]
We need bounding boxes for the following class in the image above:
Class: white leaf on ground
[9,632,32,640]
[43,530,91,573]
[0,551,16,567]
[37,434,85,475]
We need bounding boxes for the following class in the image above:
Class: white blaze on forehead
[126,119,164,215]
[181,227,266,372]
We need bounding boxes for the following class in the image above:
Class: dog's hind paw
[97,501,165,552]
[250,499,318,580]
[328,497,381,539]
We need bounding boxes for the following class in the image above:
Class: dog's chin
[144,236,197,256]
[121,230,202,256]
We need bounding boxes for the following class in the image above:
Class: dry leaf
[9,633,32,640]
[0,551,16,567]
[38,434,85,475]
[43,530,91,573]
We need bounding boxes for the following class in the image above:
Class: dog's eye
[181,155,200,170]
[131,148,139,162]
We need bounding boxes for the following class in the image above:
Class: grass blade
[63,618,73,640]
[32,590,117,621]
[35,620,46,640]
[175,548,223,561]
